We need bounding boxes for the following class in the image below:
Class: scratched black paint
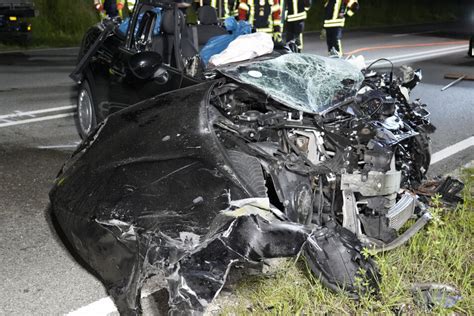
[50,82,378,315]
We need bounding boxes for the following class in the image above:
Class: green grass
[30,0,99,47]
[224,168,473,314]
[305,0,461,32]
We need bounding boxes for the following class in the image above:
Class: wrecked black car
[71,0,231,138]
[51,49,436,314]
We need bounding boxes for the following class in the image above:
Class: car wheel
[76,80,97,139]
[227,150,268,197]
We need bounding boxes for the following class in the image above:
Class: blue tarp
[200,17,252,65]
[118,7,162,36]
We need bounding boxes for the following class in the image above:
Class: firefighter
[280,0,311,52]
[94,0,106,19]
[323,0,358,56]
[117,0,137,16]
[238,0,281,42]
[94,0,119,19]
[197,0,238,19]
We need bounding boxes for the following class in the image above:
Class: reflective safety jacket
[94,0,107,19]
[281,0,311,23]
[323,0,358,28]
[118,0,136,11]
[238,0,281,34]
[94,0,105,10]
[200,0,239,18]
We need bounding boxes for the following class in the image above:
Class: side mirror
[129,51,163,80]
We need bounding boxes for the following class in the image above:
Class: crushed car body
[50,50,437,314]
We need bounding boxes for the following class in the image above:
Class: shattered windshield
[220,54,364,113]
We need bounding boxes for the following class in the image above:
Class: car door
[106,4,200,116]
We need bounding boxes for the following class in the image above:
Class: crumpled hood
[219,53,364,114]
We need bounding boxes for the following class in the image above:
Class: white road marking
[366,45,467,65]
[389,45,466,61]
[67,288,160,316]
[0,113,75,128]
[430,136,474,165]
[28,56,75,61]
[67,297,117,316]
[37,143,80,149]
[0,105,75,120]
[392,30,439,37]
[14,110,35,118]
[0,46,79,54]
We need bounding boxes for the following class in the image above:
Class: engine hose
[372,212,433,253]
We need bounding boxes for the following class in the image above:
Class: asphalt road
[0,24,473,315]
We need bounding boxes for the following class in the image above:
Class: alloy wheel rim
[78,88,93,135]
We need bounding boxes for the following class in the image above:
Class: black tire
[227,150,268,198]
[75,80,98,140]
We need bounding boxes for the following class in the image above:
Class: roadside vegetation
[306,0,462,32]
[224,167,473,314]
[30,0,99,47]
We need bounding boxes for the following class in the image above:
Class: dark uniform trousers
[281,0,310,52]
[284,20,304,50]
[323,0,357,55]
[104,0,119,17]
[325,26,342,54]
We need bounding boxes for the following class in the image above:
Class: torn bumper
[50,83,378,314]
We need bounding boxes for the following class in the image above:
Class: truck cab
[0,0,36,44]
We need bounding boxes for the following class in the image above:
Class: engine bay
[211,63,434,246]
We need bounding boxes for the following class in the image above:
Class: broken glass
[220,54,364,114]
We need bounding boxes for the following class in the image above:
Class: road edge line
[67,297,117,316]
[0,105,76,120]
[431,136,474,165]
[0,113,75,128]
